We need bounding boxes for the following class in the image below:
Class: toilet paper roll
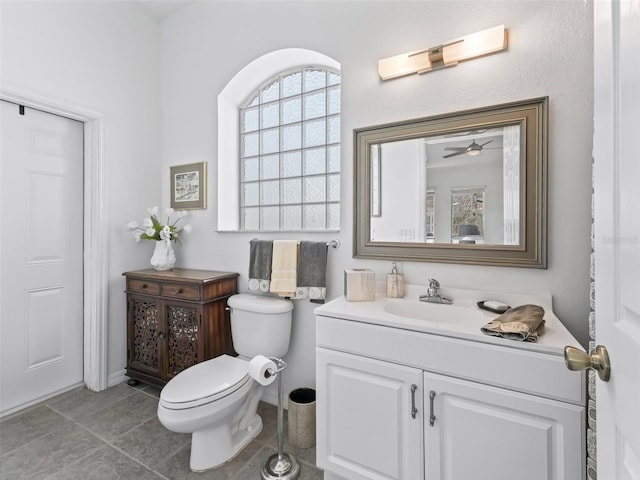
[249,355,277,386]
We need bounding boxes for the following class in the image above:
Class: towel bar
[250,238,340,249]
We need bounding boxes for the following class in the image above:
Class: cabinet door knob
[157,332,165,340]
[410,384,418,419]
[141,284,147,289]
[564,345,611,381]
[177,288,183,294]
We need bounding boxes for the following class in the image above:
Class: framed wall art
[170,162,207,210]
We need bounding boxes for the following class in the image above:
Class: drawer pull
[410,384,418,419]
[141,284,147,289]
[177,288,183,294]
[429,390,436,426]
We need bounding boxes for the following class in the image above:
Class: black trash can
[287,388,316,449]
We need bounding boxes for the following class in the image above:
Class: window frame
[217,49,341,233]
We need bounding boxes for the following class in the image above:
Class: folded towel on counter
[248,240,273,293]
[296,241,328,303]
[480,304,546,342]
[270,240,298,297]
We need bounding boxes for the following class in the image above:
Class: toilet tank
[227,293,294,359]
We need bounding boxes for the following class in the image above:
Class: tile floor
[0,382,324,479]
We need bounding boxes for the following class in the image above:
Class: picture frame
[170,162,207,210]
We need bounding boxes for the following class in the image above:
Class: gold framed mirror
[354,97,547,268]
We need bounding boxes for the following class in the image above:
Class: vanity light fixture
[378,24,508,81]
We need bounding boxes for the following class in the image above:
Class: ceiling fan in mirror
[443,139,501,158]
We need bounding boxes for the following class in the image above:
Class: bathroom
[1,0,636,479]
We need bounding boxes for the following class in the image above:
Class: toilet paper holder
[264,357,286,379]
[261,357,300,480]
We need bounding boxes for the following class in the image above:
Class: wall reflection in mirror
[354,97,547,268]
[370,124,521,246]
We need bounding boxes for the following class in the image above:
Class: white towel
[270,240,298,297]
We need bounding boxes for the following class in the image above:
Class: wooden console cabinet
[123,268,239,387]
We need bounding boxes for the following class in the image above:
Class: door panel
[0,101,84,414]
[593,1,640,477]
[316,348,423,480]
[424,371,584,480]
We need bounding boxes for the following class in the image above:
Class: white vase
[150,239,176,271]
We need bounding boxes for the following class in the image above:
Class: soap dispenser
[386,261,405,298]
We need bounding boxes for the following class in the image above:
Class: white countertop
[314,284,584,356]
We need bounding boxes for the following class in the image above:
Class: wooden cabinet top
[123,268,239,285]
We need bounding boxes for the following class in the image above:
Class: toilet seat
[160,355,250,410]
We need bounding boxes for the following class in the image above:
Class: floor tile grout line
[41,408,172,480]
[0,406,74,459]
[44,385,140,421]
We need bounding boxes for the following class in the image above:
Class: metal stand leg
[261,358,299,480]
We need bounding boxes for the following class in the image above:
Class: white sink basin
[383,300,485,323]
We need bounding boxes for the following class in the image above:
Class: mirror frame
[354,97,548,268]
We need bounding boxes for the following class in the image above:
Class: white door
[424,371,584,480]
[0,101,84,414]
[593,0,640,477]
[316,348,424,480]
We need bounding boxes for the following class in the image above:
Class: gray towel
[248,240,273,292]
[296,241,328,303]
[480,304,546,342]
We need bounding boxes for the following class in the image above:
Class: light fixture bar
[378,25,507,81]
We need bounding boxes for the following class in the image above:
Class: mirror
[354,97,547,267]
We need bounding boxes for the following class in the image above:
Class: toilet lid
[160,355,250,408]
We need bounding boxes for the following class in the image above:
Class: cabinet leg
[127,378,140,387]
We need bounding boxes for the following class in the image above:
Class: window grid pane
[239,67,340,231]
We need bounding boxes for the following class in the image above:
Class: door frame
[0,87,108,392]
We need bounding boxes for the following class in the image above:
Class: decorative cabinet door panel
[424,371,585,480]
[128,295,161,376]
[165,301,201,379]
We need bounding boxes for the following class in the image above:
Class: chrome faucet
[419,278,453,304]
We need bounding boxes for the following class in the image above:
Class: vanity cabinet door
[424,371,585,480]
[316,348,423,480]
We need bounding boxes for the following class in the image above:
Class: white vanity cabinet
[315,291,586,480]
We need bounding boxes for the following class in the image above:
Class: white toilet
[157,293,293,472]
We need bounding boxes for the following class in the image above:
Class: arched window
[218,50,340,232]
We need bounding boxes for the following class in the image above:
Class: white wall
[0,1,162,380]
[161,1,594,402]
[1,0,593,401]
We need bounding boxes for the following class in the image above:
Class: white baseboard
[108,369,128,388]
[0,381,84,418]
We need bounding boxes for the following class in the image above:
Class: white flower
[143,217,153,228]
[159,225,172,240]
[134,231,142,242]
[182,224,192,233]
[127,221,138,231]
[145,227,155,237]
[147,206,159,216]
[165,207,174,217]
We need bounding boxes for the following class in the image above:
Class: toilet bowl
[157,293,293,472]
